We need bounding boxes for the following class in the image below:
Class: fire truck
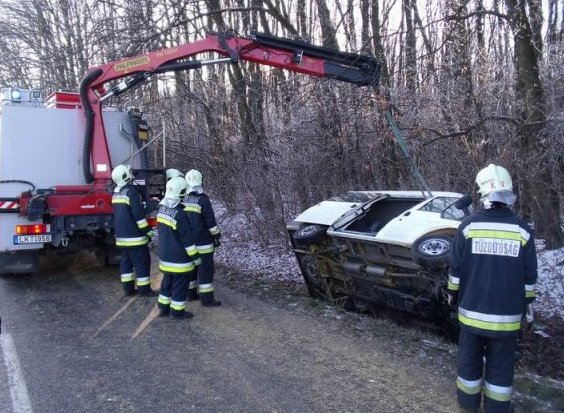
[0,31,381,274]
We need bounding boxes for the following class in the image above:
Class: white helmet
[475,164,516,205]
[111,164,133,187]
[165,176,188,200]
[185,169,203,191]
[165,168,184,181]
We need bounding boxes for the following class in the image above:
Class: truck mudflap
[0,250,39,274]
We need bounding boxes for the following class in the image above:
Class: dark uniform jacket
[182,191,220,253]
[157,199,198,273]
[111,184,151,247]
[448,206,538,337]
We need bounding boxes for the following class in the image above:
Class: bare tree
[504,0,562,248]
[403,0,417,91]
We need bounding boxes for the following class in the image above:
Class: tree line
[0,0,562,248]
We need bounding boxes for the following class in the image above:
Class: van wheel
[292,224,327,246]
[411,235,452,270]
[298,255,332,300]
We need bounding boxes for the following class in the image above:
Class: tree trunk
[505,0,563,248]
[371,0,389,84]
[296,0,308,37]
[315,0,338,49]
[403,0,417,91]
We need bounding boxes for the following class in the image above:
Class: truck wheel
[292,224,327,246]
[411,235,452,270]
[95,244,120,267]
[105,244,121,267]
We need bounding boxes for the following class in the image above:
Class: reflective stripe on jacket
[157,200,198,273]
[112,184,150,247]
[182,192,220,247]
[449,207,538,336]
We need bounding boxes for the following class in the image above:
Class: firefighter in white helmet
[111,164,156,296]
[182,169,222,306]
[156,177,199,319]
[165,168,184,181]
[447,164,537,413]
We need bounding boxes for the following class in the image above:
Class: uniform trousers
[457,328,517,413]
[119,245,151,294]
[158,270,191,316]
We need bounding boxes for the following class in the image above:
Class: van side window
[419,197,466,220]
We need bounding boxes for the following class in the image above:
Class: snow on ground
[535,242,564,320]
[213,203,300,285]
[213,202,564,320]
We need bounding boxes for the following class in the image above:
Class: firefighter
[165,168,184,181]
[447,164,538,413]
[183,169,222,306]
[156,177,199,319]
[111,164,156,296]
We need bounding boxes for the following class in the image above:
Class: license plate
[13,234,52,244]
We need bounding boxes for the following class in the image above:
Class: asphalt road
[0,254,462,413]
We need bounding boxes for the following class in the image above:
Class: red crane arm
[79,31,381,190]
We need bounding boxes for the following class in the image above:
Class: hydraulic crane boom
[79,30,381,190]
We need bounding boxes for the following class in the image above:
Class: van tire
[411,235,452,270]
[292,224,327,246]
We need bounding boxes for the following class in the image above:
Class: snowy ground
[213,204,299,285]
[213,202,564,321]
[535,241,564,320]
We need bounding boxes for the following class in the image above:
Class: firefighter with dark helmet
[111,164,156,296]
[448,164,538,413]
[183,169,222,306]
[156,177,199,319]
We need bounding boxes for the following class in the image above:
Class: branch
[421,116,564,146]
[245,141,281,156]
[445,10,509,22]
[165,146,215,172]
[422,116,521,146]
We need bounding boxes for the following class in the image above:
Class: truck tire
[411,235,452,270]
[94,243,120,267]
[105,244,121,267]
[292,224,327,247]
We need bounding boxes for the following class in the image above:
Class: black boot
[157,303,170,317]
[187,288,199,301]
[138,286,158,297]
[123,281,136,297]
[201,292,221,307]
[171,310,194,319]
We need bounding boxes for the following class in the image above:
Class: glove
[194,258,202,266]
[525,304,534,329]
[447,293,457,307]
[213,238,221,248]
